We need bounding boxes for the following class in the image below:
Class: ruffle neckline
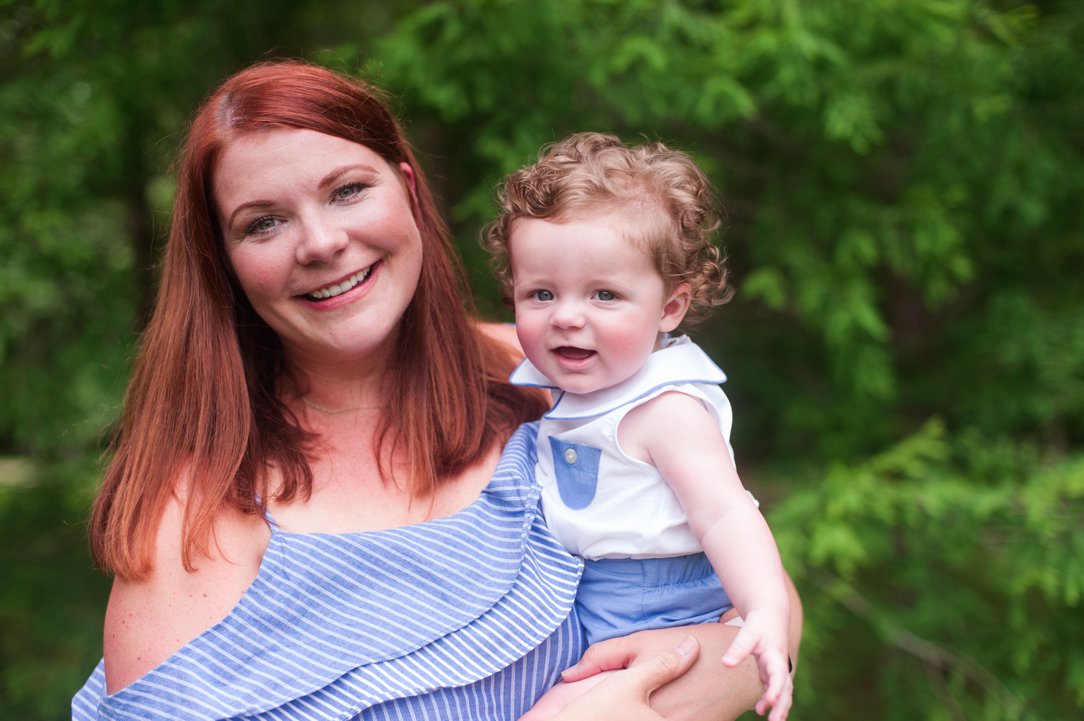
[85,424,582,720]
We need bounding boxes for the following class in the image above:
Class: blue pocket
[548,439,601,509]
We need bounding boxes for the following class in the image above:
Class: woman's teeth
[307,267,372,300]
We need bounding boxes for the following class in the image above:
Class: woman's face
[214,128,423,369]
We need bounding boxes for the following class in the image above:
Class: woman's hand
[543,637,701,721]
[553,575,802,721]
[561,625,764,721]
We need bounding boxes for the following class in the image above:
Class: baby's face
[508,212,688,395]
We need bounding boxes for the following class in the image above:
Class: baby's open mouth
[554,346,595,361]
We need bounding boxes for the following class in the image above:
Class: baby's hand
[721,607,792,721]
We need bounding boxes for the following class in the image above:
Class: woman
[73,60,799,720]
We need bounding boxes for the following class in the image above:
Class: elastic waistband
[581,553,715,586]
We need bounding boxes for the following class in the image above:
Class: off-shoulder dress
[72,424,586,720]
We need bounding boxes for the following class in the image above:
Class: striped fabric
[72,424,586,720]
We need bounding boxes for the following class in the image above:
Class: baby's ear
[660,283,691,332]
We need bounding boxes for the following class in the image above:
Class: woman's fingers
[546,637,703,721]
[625,636,701,696]
[560,635,639,682]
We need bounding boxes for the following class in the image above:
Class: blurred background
[1,1,1081,719]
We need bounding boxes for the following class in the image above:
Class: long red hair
[91,60,545,579]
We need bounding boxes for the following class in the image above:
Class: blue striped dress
[72,424,586,720]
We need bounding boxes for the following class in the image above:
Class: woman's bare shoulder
[103,480,270,693]
[476,320,524,359]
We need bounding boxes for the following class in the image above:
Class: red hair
[91,60,545,579]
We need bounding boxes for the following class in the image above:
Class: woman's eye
[332,183,366,202]
[245,216,279,236]
[595,290,616,301]
[533,289,554,302]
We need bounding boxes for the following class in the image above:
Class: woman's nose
[295,214,348,265]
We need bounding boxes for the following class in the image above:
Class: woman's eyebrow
[318,163,381,190]
[225,199,275,231]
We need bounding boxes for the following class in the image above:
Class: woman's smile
[303,261,378,301]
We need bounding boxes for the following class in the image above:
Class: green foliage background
[1,1,1081,718]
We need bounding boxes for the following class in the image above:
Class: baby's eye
[532,289,555,302]
[594,290,617,301]
[245,216,280,236]
[331,183,366,202]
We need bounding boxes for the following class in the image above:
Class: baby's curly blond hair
[482,132,732,325]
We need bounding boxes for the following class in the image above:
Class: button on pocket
[549,439,601,510]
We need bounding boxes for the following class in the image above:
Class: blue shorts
[575,552,733,645]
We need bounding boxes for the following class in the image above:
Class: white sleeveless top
[510,335,740,560]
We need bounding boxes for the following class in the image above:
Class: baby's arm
[620,392,792,721]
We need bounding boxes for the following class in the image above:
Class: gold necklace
[300,396,385,414]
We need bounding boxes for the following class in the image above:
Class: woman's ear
[399,162,419,205]
[659,283,692,333]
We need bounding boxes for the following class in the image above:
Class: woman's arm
[558,575,802,720]
[103,488,268,693]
